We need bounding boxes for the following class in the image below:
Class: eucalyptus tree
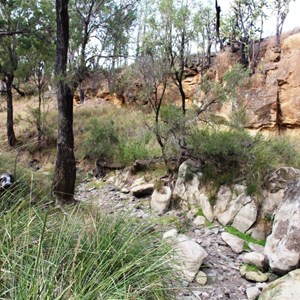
[221,0,267,72]
[52,0,76,204]
[0,0,35,146]
[193,3,216,69]
[69,0,137,102]
[17,0,55,146]
[270,0,295,50]
[142,0,196,115]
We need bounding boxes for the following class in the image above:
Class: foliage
[83,114,161,165]
[226,226,266,246]
[0,197,175,299]
[187,129,300,192]
[223,63,250,94]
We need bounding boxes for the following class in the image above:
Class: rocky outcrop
[264,179,300,275]
[173,160,214,221]
[214,185,257,233]
[259,269,300,300]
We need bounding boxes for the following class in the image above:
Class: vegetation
[0,178,175,299]
[225,226,266,247]
[188,129,300,193]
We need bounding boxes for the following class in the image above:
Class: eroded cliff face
[181,29,300,135]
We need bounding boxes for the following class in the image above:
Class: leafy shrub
[188,129,300,193]
[84,118,119,161]
[223,63,250,93]
[83,117,161,165]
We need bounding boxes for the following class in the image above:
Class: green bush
[223,63,250,93]
[84,118,119,161]
[187,129,300,193]
[83,117,161,165]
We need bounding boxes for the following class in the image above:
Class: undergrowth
[0,176,175,299]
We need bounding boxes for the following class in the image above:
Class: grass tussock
[0,184,175,299]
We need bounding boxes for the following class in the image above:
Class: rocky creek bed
[76,180,271,300]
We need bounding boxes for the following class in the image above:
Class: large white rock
[216,191,253,226]
[232,200,258,233]
[258,269,300,300]
[197,192,214,222]
[172,234,208,282]
[173,160,202,208]
[264,179,300,275]
[151,186,172,214]
[221,232,245,254]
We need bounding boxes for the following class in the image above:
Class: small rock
[246,286,261,300]
[240,265,269,282]
[248,243,264,253]
[187,208,198,220]
[193,216,206,226]
[163,229,178,240]
[121,187,130,194]
[195,271,208,285]
[131,183,154,197]
[221,232,245,253]
[243,252,266,270]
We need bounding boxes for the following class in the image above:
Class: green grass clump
[225,226,265,247]
[0,197,175,299]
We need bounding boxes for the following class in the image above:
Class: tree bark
[5,74,17,147]
[52,0,76,204]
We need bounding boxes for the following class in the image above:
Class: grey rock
[264,179,300,275]
[131,183,154,197]
[246,286,261,300]
[242,252,266,270]
[258,269,300,300]
[151,186,172,214]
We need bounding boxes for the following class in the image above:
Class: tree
[0,1,23,147]
[69,0,137,103]
[52,0,76,204]
[193,3,216,70]
[221,0,267,72]
[16,0,55,146]
[271,0,295,50]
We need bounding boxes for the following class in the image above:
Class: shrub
[187,129,300,193]
[83,115,161,166]
[84,118,119,162]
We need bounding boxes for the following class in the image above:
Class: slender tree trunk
[5,74,17,147]
[79,82,85,104]
[52,0,76,204]
[37,83,42,147]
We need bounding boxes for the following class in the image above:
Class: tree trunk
[5,74,17,147]
[79,82,85,104]
[52,0,76,204]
